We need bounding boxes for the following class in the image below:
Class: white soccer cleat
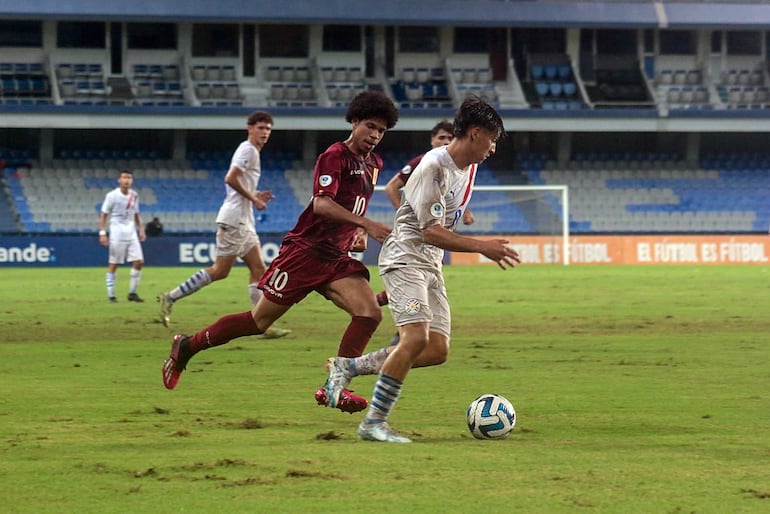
[157,293,173,327]
[325,357,352,408]
[357,422,411,443]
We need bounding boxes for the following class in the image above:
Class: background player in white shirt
[98,169,146,303]
[157,111,289,339]
[322,96,521,442]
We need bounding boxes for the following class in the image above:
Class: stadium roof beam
[3,108,770,133]
[2,1,769,28]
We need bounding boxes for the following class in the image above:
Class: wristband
[99,230,107,236]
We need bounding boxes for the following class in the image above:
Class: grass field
[1,265,769,513]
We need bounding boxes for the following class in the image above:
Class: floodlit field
[1,265,768,513]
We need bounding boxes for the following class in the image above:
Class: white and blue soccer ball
[466,393,516,440]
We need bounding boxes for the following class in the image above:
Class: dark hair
[452,95,504,140]
[248,111,274,126]
[345,91,399,129]
[431,120,453,137]
[119,169,134,177]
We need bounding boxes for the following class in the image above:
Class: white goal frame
[374,184,570,265]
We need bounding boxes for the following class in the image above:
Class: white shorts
[108,239,144,264]
[215,224,261,258]
[381,266,451,338]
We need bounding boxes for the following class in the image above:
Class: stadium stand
[55,62,110,106]
[265,63,318,108]
[4,150,308,234]
[585,55,654,109]
[525,56,584,111]
[521,152,770,233]
[0,62,51,105]
[1,2,769,238]
[130,62,186,107]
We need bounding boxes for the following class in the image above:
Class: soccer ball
[466,393,516,440]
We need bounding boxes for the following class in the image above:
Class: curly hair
[345,90,399,129]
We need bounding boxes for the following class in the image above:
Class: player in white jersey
[157,111,289,339]
[321,96,521,442]
[99,170,146,303]
[375,120,475,345]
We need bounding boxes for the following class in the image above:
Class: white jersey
[216,140,261,231]
[101,187,141,242]
[379,146,478,273]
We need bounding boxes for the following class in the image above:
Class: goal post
[372,184,570,265]
[470,185,570,266]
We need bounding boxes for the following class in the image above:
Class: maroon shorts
[258,243,370,305]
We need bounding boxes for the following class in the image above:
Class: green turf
[1,265,769,513]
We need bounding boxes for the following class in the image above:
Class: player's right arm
[224,165,268,210]
[98,211,109,246]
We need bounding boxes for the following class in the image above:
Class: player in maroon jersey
[161,91,399,413]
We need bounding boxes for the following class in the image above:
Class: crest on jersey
[430,202,444,218]
[403,298,422,315]
[319,175,332,187]
[239,158,249,168]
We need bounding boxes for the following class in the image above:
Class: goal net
[371,184,570,265]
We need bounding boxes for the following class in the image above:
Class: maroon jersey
[282,141,382,260]
[396,152,426,184]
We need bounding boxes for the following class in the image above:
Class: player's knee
[410,337,430,360]
[354,306,382,323]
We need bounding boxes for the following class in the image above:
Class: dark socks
[337,315,379,357]
[188,311,261,354]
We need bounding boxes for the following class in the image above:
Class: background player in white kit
[157,111,290,339]
[98,169,146,303]
[322,96,521,442]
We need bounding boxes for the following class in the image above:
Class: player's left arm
[98,211,109,246]
[312,195,391,243]
[410,161,517,269]
[135,212,146,242]
[422,224,520,270]
[384,174,406,209]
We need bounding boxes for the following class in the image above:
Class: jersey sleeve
[312,149,342,199]
[100,192,112,214]
[403,154,445,230]
[397,154,423,184]
[230,142,254,171]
